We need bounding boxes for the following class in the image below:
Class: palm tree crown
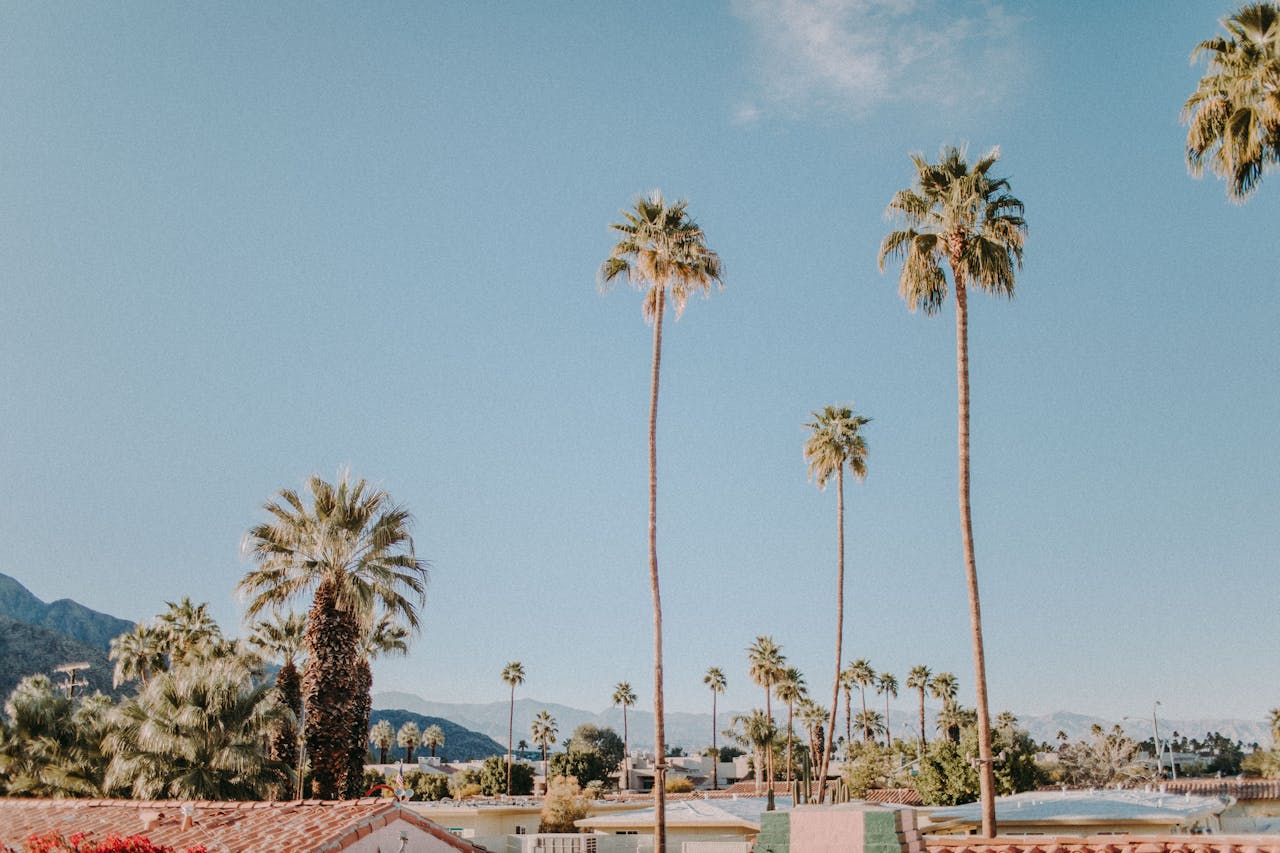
[878,146,1025,314]
[599,191,724,320]
[1183,2,1280,201]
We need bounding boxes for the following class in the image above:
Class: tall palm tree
[531,711,557,791]
[502,661,526,796]
[1183,3,1280,201]
[109,623,167,688]
[876,672,899,747]
[703,666,726,790]
[804,404,870,802]
[104,659,291,800]
[906,665,933,746]
[846,659,876,743]
[248,611,307,773]
[774,667,807,787]
[370,720,395,765]
[613,681,637,790]
[238,471,429,799]
[747,635,786,794]
[424,724,445,759]
[879,146,1026,837]
[600,190,722,853]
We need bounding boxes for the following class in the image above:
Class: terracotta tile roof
[924,834,1280,853]
[0,798,485,853]
[864,788,925,806]
[1152,779,1280,800]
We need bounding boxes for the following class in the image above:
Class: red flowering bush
[5,834,206,853]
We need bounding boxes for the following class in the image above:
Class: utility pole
[54,662,90,699]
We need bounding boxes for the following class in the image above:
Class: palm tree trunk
[622,705,629,791]
[303,581,361,799]
[818,465,844,804]
[711,691,718,790]
[346,659,373,798]
[785,701,794,786]
[648,289,668,853]
[918,687,926,746]
[845,689,852,749]
[955,278,997,837]
[507,683,515,796]
[860,687,869,743]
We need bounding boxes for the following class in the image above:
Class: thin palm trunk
[860,686,869,743]
[955,276,996,837]
[917,687,927,746]
[622,704,629,791]
[507,683,515,796]
[884,692,892,747]
[844,688,852,748]
[649,291,668,853]
[711,690,719,790]
[818,466,844,803]
[785,700,795,786]
[764,686,773,792]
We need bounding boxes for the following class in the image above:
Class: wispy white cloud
[732,0,1025,119]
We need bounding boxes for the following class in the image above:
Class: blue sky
[1,1,1276,729]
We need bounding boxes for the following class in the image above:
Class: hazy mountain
[373,691,1274,752]
[0,614,123,700]
[0,573,135,651]
[367,709,506,762]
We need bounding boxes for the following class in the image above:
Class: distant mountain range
[373,691,1274,752]
[0,573,137,700]
[0,572,135,651]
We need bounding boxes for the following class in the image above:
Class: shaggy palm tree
[704,666,726,790]
[370,720,395,765]
[929,671,959,742]
[995,711,1019,738]
[906,665,933,746]
[109,623,167,688]
[104,659,290,800]
[804,403,870,801]
[397,721,421,763]
[774,667,806,787]
[732,710,777,797]
[876,672,898,746]
[797,698,828,774]
[747,635,786,793]
[879,146,1026,837]
[600,190,722,853]
[248,611,307,771]
[613,681,637,790]
[531,711,557,790]
[0,675,108,798]
[846,659,876,743]
[502,661,526,796]
[1184,3,1280,201]
[424,724,445,758]
[238,472,428,799]
[853,710,886,748]
[157,597,222,665]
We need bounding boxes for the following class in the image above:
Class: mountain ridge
[0,573,135,652]
[373,691,1273,751]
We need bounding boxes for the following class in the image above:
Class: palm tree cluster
[1,601,293,800]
